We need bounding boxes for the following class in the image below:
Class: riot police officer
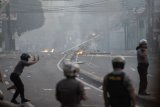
[103,56,136,107]
[136,39,150,95]
[56,62,87,107]
[10,53,39,104]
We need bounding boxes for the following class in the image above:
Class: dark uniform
[103,70,134,107]
[56,78,85,107]
[137,47,149,94]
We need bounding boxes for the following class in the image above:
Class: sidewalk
[0,52,18,59]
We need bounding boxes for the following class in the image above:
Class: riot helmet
[112,56,125,69]
[63,62,80,78]
[139,39,147,49]
[139,39,147,45]
[20,53,30,61]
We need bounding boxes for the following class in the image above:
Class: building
[0,0,9,51]
[153,0,160,50]
[146,0,160,52]
[122,0,146,50]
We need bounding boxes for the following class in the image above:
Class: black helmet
[20,53,30,61]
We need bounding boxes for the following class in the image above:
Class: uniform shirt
[56,78,85,107]
[137,48,148,64]
[103,70,134,98]
[13,60,31,76]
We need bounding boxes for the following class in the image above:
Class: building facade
[153,0,160,51]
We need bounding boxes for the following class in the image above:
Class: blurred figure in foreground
[0,72,16,107]
[56,62,87,107]
[103,56,136,107]
[0,72,4,101]
[0,100,17,107]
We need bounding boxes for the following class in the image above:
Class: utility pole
[4,1,14,51]
[146,0,154,52]
[6,2,11,51]
[3,2,9,51]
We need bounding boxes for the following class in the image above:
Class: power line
[11,3,108,9]
[10,0,110,14]
[11,0,108,10]
[9,8,131,14]
[12,0,108,7]
[9,0,136,14]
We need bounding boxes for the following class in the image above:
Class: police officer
[56,62,87,107]
[103,56,136,107]
[136,39,149,95]
[10,53,39,104]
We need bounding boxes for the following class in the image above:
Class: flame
[76,50,83,55]
[50,48,55,53]
[41,49,49,53]
[41,48,55,53]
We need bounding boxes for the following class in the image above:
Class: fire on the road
[41,48,55,53]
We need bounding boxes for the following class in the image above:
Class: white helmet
[63,62,80,77]
[139,39,147,45]
[112,56,125,69]
[112,56,125,63]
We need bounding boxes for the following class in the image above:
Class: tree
[11,0,45,36]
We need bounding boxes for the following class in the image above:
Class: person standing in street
[56,62,87,107]
[10,53,39,104]
[136,39,150,95]
[103,56,136,107]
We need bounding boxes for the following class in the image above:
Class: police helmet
[20,53,30,61]
[112,56,125,69]
[139,39,147,45]
[63,62,80,78]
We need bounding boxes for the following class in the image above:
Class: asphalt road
[77,53,160,107]
[78,54,159,94]
[0,53,103,107]
[0,53,159,107]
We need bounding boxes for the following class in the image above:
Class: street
[0,53,104,107]
[78,53,159,93]
[0,0,159,107]
[0,52,159,107]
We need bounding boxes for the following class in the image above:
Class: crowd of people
[0,39,153,107]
